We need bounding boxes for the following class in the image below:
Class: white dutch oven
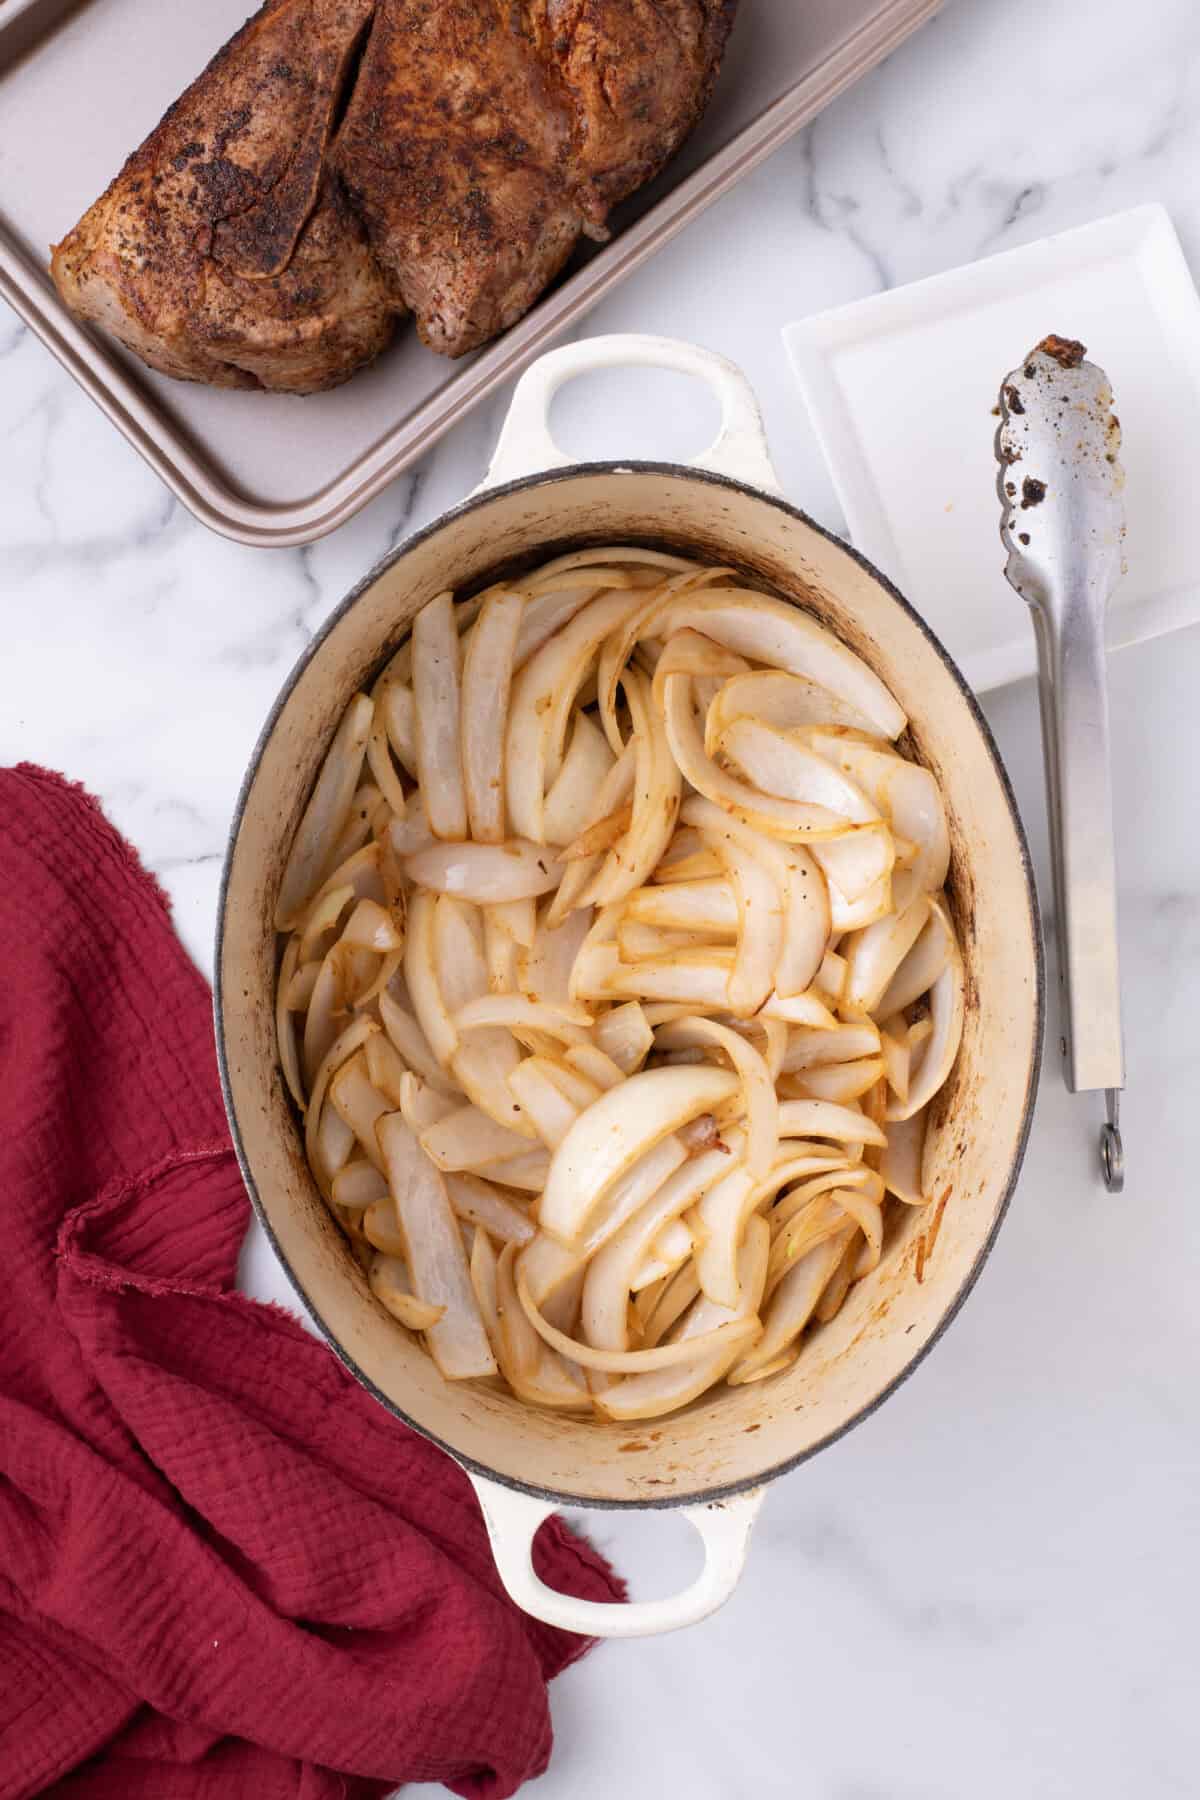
[216,335,1043,1639]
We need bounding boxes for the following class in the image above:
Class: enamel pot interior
[217,463,1042,1509]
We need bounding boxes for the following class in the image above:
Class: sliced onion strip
[366,696,409,822]
[517,1264,757,1373]
[626,877,738,934]
[444,1172,535,1245]
[881,1107,928,1204]
[363,1198,407,1257]
[377,1115,496,1379]
[878,1017,911,1106]
[652,1019,776,1179]
[705,669,877,750]
[369,1255,447,1331]
[297,883,354,965]
[332,1160,389,1211]
[382,683,417,776]
[538,1064,736,1245]
[507,1058,582,1150]
[843,875,931,1013]
[803,727,950,893]
[876,899,956,1018]
[412,591,467,841]
[581,1144,731,1351]
[461,588,523,843]
[782,1020,881,1072]
[539,1061,603,1111]
[638,1259,702,1349]
[887,913,965,1121]
[594,1218,768,1419]
[543,710,616,846]
[364,1032,411,1108]
[717,717,881,824]
[453,995,592,1043]
[812,828,895,907]
[513,583,605,668]
[776,1099,887,1148]
[488,896,537,948]
[751,1150,852,1209]
[681,795,830,1001]
[474,1147,549,1192]
[325,782,381,872]
[662,675,852,842]
[581,668,681,909]
[405,838,561,903]
[785,1057,887,1105]
[575,1136,689,1259]
[651,590,906,739]
[598,566,734,752]
[275,694,374,929]
[316,1104,355,1186]
[693,1161,757,1308]
[758,990,839,1028]
[341,897,404,954]
[496,1243,591,1409]
[397,1070,456,1134]
[388,796,434,859]
[600,947,736,1010]
[505,590,643,843]
[303,1015,379,1194]
[520,904,594,1007]
[592,1000,653,1072]
[728,1228,852,1386]
[564,1043,625,1090]
[420,1104,531,1171]
[378,984,458,1094]
[328,1055,391,1171]
[484,909,518,994]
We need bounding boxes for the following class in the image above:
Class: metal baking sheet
[0,0,941,546]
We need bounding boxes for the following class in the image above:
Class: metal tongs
[995,337,1126,1191]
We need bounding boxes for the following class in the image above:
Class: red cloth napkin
[0,765,623,1800]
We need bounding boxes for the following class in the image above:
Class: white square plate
[784,204,1200,691]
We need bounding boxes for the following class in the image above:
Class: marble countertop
[3,0,1197,1794]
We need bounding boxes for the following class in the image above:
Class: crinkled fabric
[0,765,622,1800]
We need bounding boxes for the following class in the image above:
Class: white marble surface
[3,0,1199,1794]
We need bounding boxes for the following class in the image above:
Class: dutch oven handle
[465,1474,766,1638]
[481,332,783,496]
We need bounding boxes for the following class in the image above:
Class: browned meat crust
[52,0,739,392]
[330,1,585,357]
[51,0,397,392]
[545,0,739,209]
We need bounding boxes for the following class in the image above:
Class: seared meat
[547,0,739,210]
[331,2,586,358]
[53,0,739,392]
[51,0,397,392]
[331,0,737,358]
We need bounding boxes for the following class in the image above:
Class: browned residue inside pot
[914,1186,951,1284]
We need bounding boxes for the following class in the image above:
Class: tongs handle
[1030,580,1125,1148]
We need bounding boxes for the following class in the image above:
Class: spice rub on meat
[52,0,739,392]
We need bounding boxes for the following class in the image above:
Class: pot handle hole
[465,1470,766,1638]
[480,332,783,496]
